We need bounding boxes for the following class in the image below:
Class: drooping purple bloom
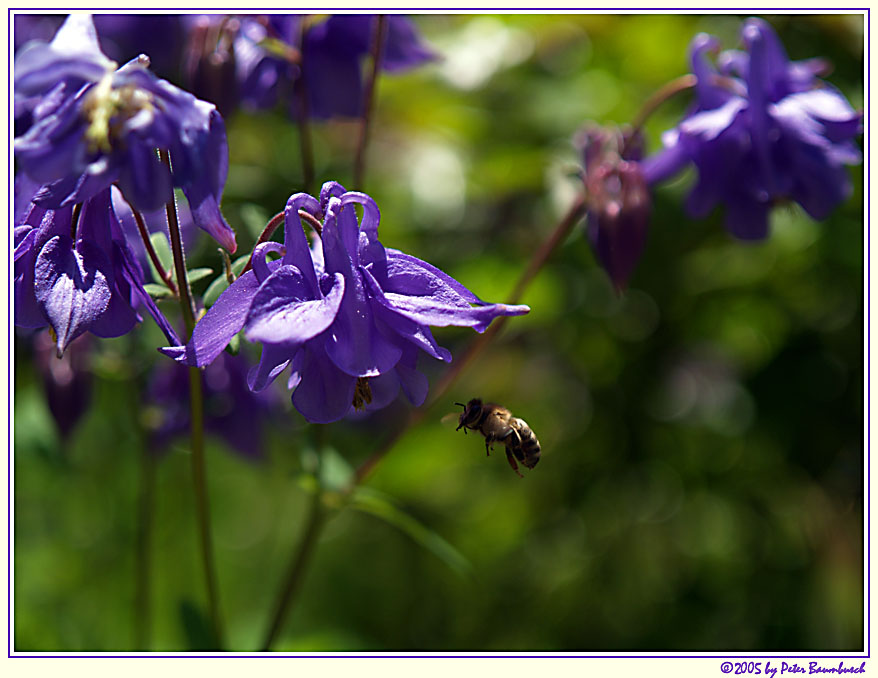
[161,182,529,423]
[577,125,657,291]
[33,331,93,440]
[185,14,435,119]
[146,352,279,460]
[15,184,180,355]
[649,18,862,239]
[14,14,237,252]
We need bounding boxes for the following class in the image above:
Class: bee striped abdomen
[511,418,541,469]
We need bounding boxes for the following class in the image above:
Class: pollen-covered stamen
[352,377,373,411]
[82,70,154,154]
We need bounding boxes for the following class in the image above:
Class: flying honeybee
[455,398,540,477]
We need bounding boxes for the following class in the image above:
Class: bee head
[456,398,483,431]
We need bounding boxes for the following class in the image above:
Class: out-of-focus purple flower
[183,15,242,117]
[185,14,435,119]
[15,184,180,355]
[14,14,237,252]
[146,352,278,460]
[649,18,862,239]
[34,331,93,440]
[301,15,435,119]
[161,182,529,423]
[14,14,64,52]
[14,14,184,79]
[578,125,657,291]
[92,14,186,82]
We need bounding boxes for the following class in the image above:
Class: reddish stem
[241,211,285,275]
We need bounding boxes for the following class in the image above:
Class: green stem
[260,490,326,651]
[628,73,697,134]
[131,205,178,295]
[188,365,224,648]
[160,149,225,648]
[160,151,196,333]
[240,211,285,276]
[353,15,387,190]
[134,444,156,649]
[295,20,314,195]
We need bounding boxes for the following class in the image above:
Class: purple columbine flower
[185,14,435,119]
[649,18,862,239]
[161,182,529,423]
[14,13,236,252]
[15,183,180,355]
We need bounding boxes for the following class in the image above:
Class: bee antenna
[454,402,466,408]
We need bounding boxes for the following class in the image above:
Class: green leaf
[203,255,249,308]
[239,203,272,239]
[148,232,173,285]
[187,267,214,284]
[350,487,473,579]
[224,332,241,356]
[319,447,354,494]
[143,283,174,299]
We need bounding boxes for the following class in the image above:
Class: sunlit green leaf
[318,447,354,493]
[239,203,272,240]
[350,487,473,579]
[187,267,214,284]
[142,283,174,299]
[147,232,173,285]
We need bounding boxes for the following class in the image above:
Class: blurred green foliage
[14,14,864,651]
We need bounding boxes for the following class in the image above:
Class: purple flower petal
[361,263,528,334]
[321,197,403,376]
[159,267,266,366]
[291,344,356,423]
[385,249,485,304]
[364,370,400,411]
[282,193,322,294]
[245,267,345,346]
[248,343,293,392]
[14,14,114,96]
[395,346,429,407]
[34,235,112,354]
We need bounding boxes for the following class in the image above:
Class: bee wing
[441,412,461,429]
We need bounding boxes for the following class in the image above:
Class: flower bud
[578,125,652,291]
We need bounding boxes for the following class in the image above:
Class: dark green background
[14,14,865,651]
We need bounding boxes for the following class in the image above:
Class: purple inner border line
[6,6,871,659]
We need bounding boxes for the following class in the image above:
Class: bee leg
[484,438,493,456]
[505,448,524,478]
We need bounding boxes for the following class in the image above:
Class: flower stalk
[131,205,179,295]
[260,490,327,651]
[134,442,156,649]
[241,211,285,276]
[353,15,387,190]
[294,19,315,195]
[161,148,225,648]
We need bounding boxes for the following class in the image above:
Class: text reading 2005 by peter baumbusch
[719,660,866,676]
